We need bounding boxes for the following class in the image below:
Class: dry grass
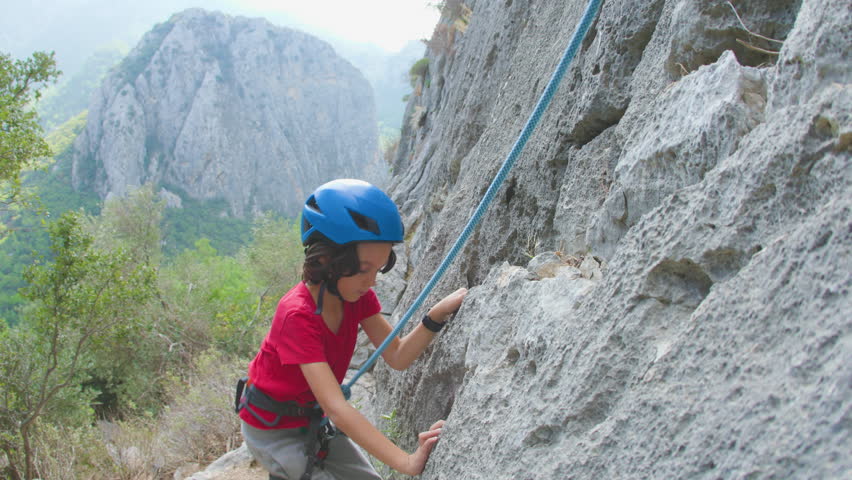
[428,1,472,55]
[29,424,113,480]
[25,350,247,480]
[149,351,245,476]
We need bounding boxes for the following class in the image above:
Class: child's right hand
[402,419,445,475]
[428,288,468,323]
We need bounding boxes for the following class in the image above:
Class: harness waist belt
[236,378,322,427]
[245,385,319,418]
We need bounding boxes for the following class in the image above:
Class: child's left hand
[427,287,468,323]
[403,419,446,475]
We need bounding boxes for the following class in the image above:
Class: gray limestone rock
[588,51,768,257]
[369,0,851,478]
[71,9,387,217]
[185,442,253,480]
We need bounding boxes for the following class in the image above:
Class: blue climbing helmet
[301,179,404,246]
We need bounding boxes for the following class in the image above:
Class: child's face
[336,242,393,302]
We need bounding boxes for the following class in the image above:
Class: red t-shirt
[239,282,381,429]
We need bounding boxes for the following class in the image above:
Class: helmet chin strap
[313,282,326,314]
[314,280,342,315]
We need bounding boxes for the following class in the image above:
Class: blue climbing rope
[341,0,603,400]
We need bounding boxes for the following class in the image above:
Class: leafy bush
[409,58,429,88]
[159,237,259,357]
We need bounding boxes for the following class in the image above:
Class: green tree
[154,214,302,358]
[89,183,165,266]
[0,111,98,327]
[0,211,155,480]
[159,237,258,356]
[245,213,302,295]
[80,185,166,415]
[0,51,60,219]
[237,214,303,346]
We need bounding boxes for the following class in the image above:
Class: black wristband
[421,314,445,333]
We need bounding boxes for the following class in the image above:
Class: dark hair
[302,238,397,293]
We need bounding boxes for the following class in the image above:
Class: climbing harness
[235,378,335,480]
[340,0,603,399]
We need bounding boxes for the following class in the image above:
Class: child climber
[238,178,468,479]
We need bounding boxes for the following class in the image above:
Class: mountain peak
[71,8,386,218]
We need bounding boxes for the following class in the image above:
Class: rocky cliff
[70,8,386,217]
[365,0,850,478]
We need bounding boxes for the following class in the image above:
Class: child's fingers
[444,288,468,309]
[452,288,468,301]
[419,436,439,455]
[409,436,440,476]
[418,427,441,443]
[430,419,446,430]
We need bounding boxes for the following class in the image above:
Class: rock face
[71,8,386,217]
[364,0,850,479]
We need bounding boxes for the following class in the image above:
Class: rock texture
[363,0,851,478]
[184,443,256,480]
[71,9,386,217]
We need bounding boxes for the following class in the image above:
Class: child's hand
[402,420,445,475]
[428,288,468,323]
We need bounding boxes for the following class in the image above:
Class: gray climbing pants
[242,421,383,480]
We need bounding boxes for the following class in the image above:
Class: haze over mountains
[3,1,426,131]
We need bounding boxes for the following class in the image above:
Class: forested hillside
[0,6,424,478]
[1,165,305,479]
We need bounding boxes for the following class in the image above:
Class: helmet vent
[306,195,321,213]
[347,209,381,236]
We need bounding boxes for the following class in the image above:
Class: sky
[237,0,441,52]
[1,0,441,76]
